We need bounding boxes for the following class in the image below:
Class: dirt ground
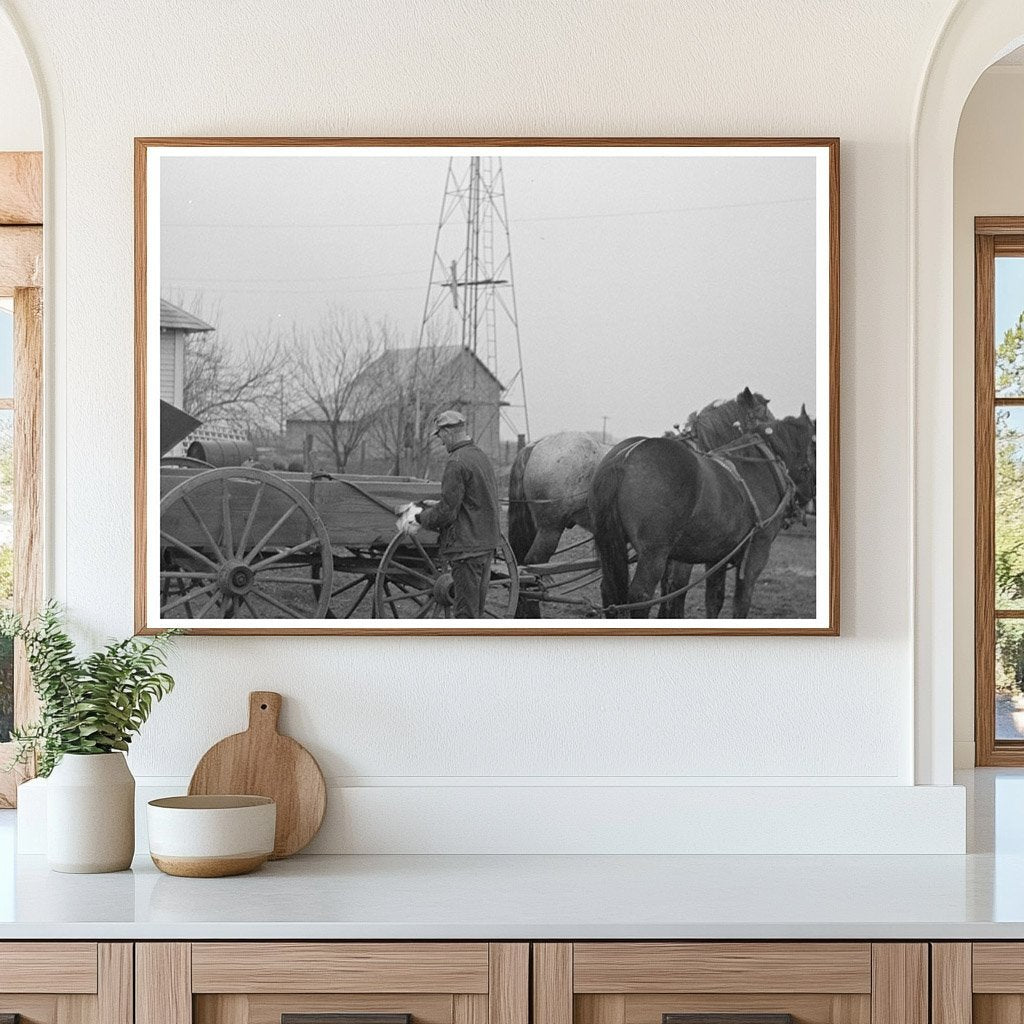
[522,517,817,619]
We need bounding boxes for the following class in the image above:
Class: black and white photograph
[137,139,838,634]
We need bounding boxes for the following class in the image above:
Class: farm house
[158,298,214,409]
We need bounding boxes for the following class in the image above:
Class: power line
[165,283,425,296]
[161,194,815,230]
[163,268,423,285]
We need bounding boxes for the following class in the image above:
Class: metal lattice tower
[418,156,530,444]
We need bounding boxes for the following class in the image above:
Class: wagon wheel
[373,534,519,620]
[159,466,333,620]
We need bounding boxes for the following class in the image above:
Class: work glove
[395,502,423,536]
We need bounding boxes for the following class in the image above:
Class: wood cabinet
[136,944,528,1024]
[932,943,1024,1024]
[0,942,132,1024]
[0,938,964,1024]
[532,943,928,1024]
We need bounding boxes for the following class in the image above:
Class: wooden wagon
[158,463,522,620]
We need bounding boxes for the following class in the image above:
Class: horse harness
[621,434,797,535]
[706,435,797,534]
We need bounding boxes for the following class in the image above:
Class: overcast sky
[160,149,819,441]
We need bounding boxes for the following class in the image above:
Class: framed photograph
[135,137,838,635]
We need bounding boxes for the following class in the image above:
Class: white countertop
[0,849,1021,940]
[0,769,1021,941]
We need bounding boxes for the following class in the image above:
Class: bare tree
[168,291,285,438]
[287,312,387,472]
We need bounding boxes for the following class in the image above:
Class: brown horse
[589,417,814,619]
[659,402,816,617]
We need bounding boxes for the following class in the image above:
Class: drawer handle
[664,1016,794,1024]
[283,1016,411,1024]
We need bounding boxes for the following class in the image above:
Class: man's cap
[433,409,467,434]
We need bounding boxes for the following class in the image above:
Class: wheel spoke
[415,598,438,619]
[234,481,266,559]
[161,581,217,615]
[221,480,234,558]
[248,586,302,618]
[411,535,437,572]
[250,537,321,571]
[330,575,374,598]
[382,563,434,587]
[161,570,219,580]
[342,580,373,617]
[384,582,402,619]
[194,589,224,618]
[247,575,317,585]
[180,493,227,562]
[241,595,260,617]
[160,531,219,571]
[242,504,297,564]
[381,585,432,605]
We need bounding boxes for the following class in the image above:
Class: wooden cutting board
[188,691,326,859]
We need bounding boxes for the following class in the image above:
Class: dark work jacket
[417,440,500,560]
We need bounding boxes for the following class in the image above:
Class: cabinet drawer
[191,943,490,994]
[139,943,528,1024]
[572,944,871,994]
[0,942,98,994]
[534,944,926,1024]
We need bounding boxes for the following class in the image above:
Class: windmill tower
[418,156,530,448]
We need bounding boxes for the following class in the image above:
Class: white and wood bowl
[147,795,276,877]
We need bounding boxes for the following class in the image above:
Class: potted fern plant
[2,603,178,873]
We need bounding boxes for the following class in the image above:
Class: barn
[286,344,504,475]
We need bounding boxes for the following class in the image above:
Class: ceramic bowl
[147,795,276,877]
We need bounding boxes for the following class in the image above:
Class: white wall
[952,66,1024,767]
[0,12,38,152]
[0,0,971,852]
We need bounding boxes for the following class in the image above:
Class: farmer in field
[396,409,500,618]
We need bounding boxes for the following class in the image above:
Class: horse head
[769,412,816,507]
[737,386,775,433]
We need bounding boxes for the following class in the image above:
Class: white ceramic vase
[46,752,135,873]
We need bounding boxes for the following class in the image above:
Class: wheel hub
[433,571,455,606]
[219,560,255,595]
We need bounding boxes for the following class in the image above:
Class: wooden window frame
[0,151,43,806]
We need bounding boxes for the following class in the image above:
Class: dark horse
[588,414,815,619]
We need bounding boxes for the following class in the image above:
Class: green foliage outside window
[996,311,1024,692]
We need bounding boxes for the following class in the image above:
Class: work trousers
[451,553,493,619]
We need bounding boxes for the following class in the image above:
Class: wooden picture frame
[135,137,839,636]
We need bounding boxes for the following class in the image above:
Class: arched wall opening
[914,1,1024,784]
[952,48,1024,767]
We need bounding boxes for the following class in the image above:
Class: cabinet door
[534,944,927,1024]
[939,943,1024,1024]
[137,943,528,1024]
[0,942,131,1024]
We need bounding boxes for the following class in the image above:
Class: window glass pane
[996,257,1024,397]
[998,620,1024,740]
[0,307,12,399]
[996,407,1024,609]
[0,409,12,742]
